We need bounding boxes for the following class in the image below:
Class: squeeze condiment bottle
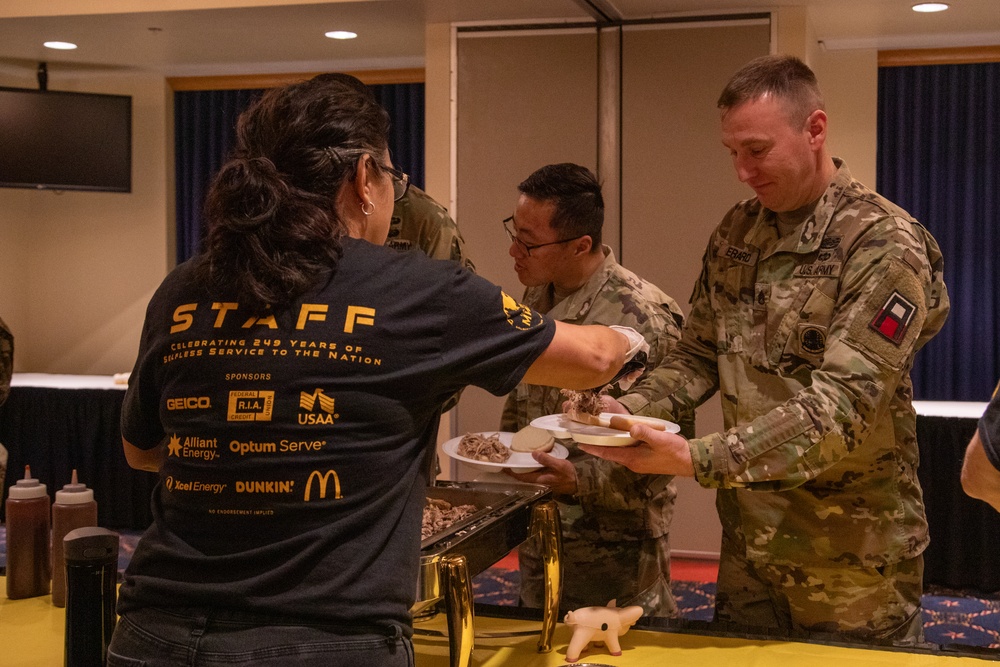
[5,465,52,599]
[51,469,98,608]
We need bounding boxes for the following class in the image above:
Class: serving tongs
[567,351,667,432]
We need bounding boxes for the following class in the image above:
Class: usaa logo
[299,389,338,425]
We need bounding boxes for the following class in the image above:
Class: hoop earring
[361,200,375,216]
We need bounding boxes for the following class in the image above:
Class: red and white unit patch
[869,291,916,345]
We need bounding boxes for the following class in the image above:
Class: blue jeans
[106,607,414,666]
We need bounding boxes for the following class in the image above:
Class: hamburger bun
[511,426,555,453]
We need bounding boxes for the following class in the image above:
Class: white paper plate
[531,413,680,447]
[442,432,569,472]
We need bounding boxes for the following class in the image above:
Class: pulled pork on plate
[456,432,511,463]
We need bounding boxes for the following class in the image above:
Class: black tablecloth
[917,413,1000,593]
[0,385,156,530]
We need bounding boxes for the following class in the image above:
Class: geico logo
[166,396,212,410]
[304,469,342,501]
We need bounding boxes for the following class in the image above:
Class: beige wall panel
[814,48,878,188]
[621,22,770,556]
[0,70,170,374]
[453,31,599,444]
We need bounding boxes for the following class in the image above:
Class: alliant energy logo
[304,469,342,501]
[227,390,274,422]
[167,434,219,461]
[299,389,338,425]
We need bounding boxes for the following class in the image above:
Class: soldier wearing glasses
[500,162,689,616]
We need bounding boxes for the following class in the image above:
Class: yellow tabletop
[411,614,992,667]
[1,581,991,666]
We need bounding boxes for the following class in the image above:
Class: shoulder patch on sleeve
[869,291,917,344]
[847,258,927,370]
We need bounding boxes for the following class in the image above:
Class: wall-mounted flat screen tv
[0,86,132,192]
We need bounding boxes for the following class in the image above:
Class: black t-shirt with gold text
[119,237,554,634]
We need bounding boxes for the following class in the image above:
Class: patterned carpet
[3,527,998,650]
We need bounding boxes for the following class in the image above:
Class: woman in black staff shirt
[108,73,641,667]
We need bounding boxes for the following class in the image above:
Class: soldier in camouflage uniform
[386,184,475,272]
[0,316,13,495]
[583,56,949,642]
[500,163,689,617]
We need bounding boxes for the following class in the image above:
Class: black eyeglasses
[502,216,583,256]
[382,164,410,202]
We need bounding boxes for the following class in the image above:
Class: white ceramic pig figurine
[563,601,644,662]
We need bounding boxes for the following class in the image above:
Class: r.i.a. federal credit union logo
[501,291,541,330]
[299,389,338,425]
[227,390,274,421]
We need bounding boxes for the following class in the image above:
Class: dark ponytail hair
[197,73,391,314]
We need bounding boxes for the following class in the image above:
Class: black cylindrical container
[63,527,119,667]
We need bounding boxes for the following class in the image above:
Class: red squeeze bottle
[5,465,52,599]
[51,469,98,608]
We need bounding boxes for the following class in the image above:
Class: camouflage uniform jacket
[501,247,688,541]
[387,185,475,272]
[0,316,12,407]
[619,160,950,567]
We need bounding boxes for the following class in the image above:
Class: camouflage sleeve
[618,247,721,422]
[419,210,476,272]
[0,316,12,407]
[690,220,946,491]
[574,454,673,525]
[499,389,520,432]
[574,298,685,510]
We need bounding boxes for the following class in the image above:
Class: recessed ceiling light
[912,3,949,12]
[43,41,77,50]
[325,31,357,40]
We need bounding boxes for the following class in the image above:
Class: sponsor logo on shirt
[304,469,343,501]
[166,396,211,410]
[227,390,274,421]
[167,433,219,461]
[235,480,295,494]
[226,438,328,456]
[164,476,227,494]
[299,389,338,425]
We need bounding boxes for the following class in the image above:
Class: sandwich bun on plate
[510,425,555,453]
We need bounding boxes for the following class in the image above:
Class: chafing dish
[414,481,562,667]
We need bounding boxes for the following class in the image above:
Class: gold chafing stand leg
[531,499,562,653]
[440,553,474,667]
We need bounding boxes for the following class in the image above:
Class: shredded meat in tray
[422,498,477,539]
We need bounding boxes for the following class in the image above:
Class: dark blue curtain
[174,82,425,264]
[174,89,264,263]
[877,62,1000,401]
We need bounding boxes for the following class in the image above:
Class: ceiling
[0,0,998,79]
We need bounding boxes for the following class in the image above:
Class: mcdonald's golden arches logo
[304,469,342,501]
